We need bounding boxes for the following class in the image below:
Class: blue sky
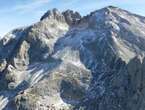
[0,0,145,36]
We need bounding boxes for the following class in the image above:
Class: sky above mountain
[0,0,145,37]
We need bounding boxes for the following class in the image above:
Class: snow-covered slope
[1,6,145,110]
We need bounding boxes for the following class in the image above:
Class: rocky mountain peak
[62,9,82,25]
[1,6,145,110]
[89,5,125,20]
[104,5,118,10]
[77,6,125,29]
[40,8,65,22]
[40,8,81,25]
[40,6,121,26]
[100,5,121,13]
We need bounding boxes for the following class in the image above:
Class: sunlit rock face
[1,6,145,110]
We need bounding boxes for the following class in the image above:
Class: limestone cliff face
[1,6,145,110]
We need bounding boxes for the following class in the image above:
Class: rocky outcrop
[40,8,65,22]
[62,10,81,25]
[0,59,7,72]
[40,8,81,25]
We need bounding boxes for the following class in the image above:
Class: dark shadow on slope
[60,80,86,106]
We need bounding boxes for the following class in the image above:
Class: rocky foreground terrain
[1,6,145,110]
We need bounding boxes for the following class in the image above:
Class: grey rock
[62,10,81,25]
[40,8,65,22]
[0,59,7,72]
[1,6,145,110]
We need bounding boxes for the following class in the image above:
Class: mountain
[1,6,145,110]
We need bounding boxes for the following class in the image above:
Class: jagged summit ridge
[40,8,65,21]
[62,9,81,25]
[40,8,82,25]
[40,6,121,25]
[1,6,145,110]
